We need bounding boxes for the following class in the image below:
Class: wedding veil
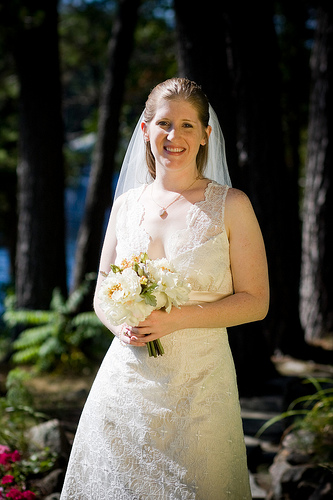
[114,104,231,199]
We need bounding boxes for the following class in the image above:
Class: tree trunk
[174,0,239,179]
[72,0,140,298]
[174,2,283,393]
[14,0,67,310]
[228,0,303,358]
[300,2,333,350]
[174,1,311,391]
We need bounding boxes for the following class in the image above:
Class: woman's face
[142,99,211,176]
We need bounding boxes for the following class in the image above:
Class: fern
[71,311,104,327]
[12,346,41,364]
[4,309,56,327]
[13,324,53,349]
[4,274,112,372]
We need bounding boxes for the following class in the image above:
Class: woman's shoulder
[205,181,252,209]
[224,187,258,231]
[204,180,230,205]
[225,187,252,209]
[113,185,146,206]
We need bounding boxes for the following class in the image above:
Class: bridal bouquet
[98,253,191,357]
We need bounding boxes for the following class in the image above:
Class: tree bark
[300,1,333,349]
[174,2,282,393]
[228,0,303,357]
[174,1,309,391]
[174,0,239,179]
[72,0,140,297]
[14,0,67,310]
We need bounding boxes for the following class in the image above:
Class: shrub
[0,370,56,499]
[3,274,113,372]
[257,377,333,465]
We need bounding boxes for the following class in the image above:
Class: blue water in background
[0,165,117,314]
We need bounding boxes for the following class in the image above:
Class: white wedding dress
[60,182,252,500]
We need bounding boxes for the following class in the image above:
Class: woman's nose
[167,127,178,141]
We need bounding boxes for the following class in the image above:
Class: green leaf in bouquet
[144,283,158,292]
[109,264,122,274]
[132,262,140,274]
[139,252,148,263]
[143,293,157,307]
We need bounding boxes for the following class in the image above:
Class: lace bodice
[115,181,233,294]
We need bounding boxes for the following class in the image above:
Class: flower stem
[155,339,164,355]
[147,339,164,357]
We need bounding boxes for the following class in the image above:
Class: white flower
[98,267,154,326]
[147,258,191,313]
[98,255,191,334]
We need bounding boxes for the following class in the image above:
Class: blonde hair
[143,78,210,179]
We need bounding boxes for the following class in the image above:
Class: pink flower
[0,446,10,455]
[1,476,14,485]
[0,454,11,466]
[5,488,24,499]
[8,452,20,464]
[22,492,35,500]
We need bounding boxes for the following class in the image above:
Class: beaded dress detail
[60,182,252,500]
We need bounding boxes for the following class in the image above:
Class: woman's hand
[122,307,183,347]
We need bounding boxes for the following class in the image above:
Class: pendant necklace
[151,176,199,219]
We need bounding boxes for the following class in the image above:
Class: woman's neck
[153,169,200,193]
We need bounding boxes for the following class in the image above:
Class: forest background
[0,0,332,395]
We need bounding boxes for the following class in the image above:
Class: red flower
[9,452,20,464]
[0,451,21,467]
[5,488,24,499]
[22,492,36,500]
[1,475,14,485]
[0,453,11,466]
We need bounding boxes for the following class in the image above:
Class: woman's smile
[164,145,186,154]
[142,99,209,174]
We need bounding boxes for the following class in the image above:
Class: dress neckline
[137,179,216,209]
[129,181,226,261]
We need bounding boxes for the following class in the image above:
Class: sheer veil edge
[114,104,231,200]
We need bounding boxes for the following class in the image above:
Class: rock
[269,450,293,499]
[268,440,333,499]
[249,471,267,499]
[26,419,70,459]
[32,469,64,498]
[309,479,333,500]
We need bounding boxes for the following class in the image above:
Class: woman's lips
[164,146,185,153]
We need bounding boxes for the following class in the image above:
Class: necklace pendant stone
[159,208,167,218]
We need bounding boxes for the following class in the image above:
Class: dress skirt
[60,325,251,500]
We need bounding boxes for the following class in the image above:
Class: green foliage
[59,1,116,136]
[0,368,45,451]
[257,377,333,465]
[4,274,112,373]
[0,368,57,497]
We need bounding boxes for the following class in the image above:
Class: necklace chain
[151,177,199,219]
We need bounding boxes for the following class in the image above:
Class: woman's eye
[158,121,169,127]
[183,123,193,128]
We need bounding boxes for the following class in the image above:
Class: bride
[60,77,269,499]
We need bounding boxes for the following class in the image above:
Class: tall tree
[174,0,239,179]
[174,1,279,393]
[300,1,333,350]
[174,1,309,390]
[10,0,67,309]
[228,0,303,357]
[72,0,140,296]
